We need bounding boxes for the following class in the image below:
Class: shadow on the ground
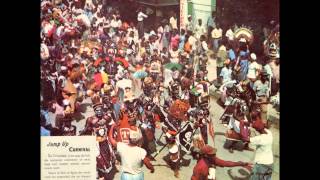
[214,132,226,136]
[152,164,170,167]
[269,115,279,129]
[78,103,92,113]
[227,168,251,180]
[73,112,85,122]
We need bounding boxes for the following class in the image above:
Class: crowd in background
[40,0,279,179]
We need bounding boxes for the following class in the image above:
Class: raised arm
[140,12,148,18]
[214,156,248,167]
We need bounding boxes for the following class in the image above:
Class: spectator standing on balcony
[137,7,148,39]
[169,13,178,31]
[185,15,194,32]
[194,19,206,40]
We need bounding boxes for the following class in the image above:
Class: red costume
[191,158,243,180]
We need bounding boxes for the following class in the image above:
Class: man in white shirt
[169,13,178,31]
[248,121,274,180]
[137,7,148,38]
[194,19,206,40]
[188,32,197,52]
[247,53,262,81]
[200,35,209,56]
[110,15,119,29]
[225,27,234,42]
[185,15,194,33]
[94,12,106,27]
[211,23,223,51]
[109,124,155,179]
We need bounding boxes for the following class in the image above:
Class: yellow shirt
[101,71,108,84]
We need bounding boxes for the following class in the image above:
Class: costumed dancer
[80,103,116,179]
[191,145,251,180]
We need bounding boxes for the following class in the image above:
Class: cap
[63,99,70,106]
[60,66,67,71]
[150,30,156,36]
[169,145,179,154]
[250,53,257,60]
[200,145,217,155]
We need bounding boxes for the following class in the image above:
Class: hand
[243,163,253,171]
[237,161,247,166]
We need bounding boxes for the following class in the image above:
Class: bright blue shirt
[179,35,186,50]
[41,126,50,136]
[207,16,216,28]
[40,109,51,126]
[220,67,232,83]
[228,49,236,61]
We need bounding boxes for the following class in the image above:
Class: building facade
[180,0,216,29]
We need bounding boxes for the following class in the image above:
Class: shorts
[121,171,144,180]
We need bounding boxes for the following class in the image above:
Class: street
[41,1,280,179]
[48,59,280,180]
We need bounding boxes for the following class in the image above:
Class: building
[136,0,180,29]
[180,0,216,30]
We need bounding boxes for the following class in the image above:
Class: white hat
[150,30,156,36]
[250,53,257,60]
[188,15,191,18]
[60,66,67,71]
[239,38,246,42]
[169,145,178,153]
[63,99,70,106]
[67,53,73,58]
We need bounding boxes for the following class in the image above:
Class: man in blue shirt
[179,29,186,51]
[41,114,51,136]
[227,45,236,61]
[238,51,250,81]
[41,126,51,136]
[207,11,216,40]
[226,43,236,68]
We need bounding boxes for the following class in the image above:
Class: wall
[187,0,216,28]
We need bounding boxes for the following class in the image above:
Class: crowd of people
[40,0,279,179]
